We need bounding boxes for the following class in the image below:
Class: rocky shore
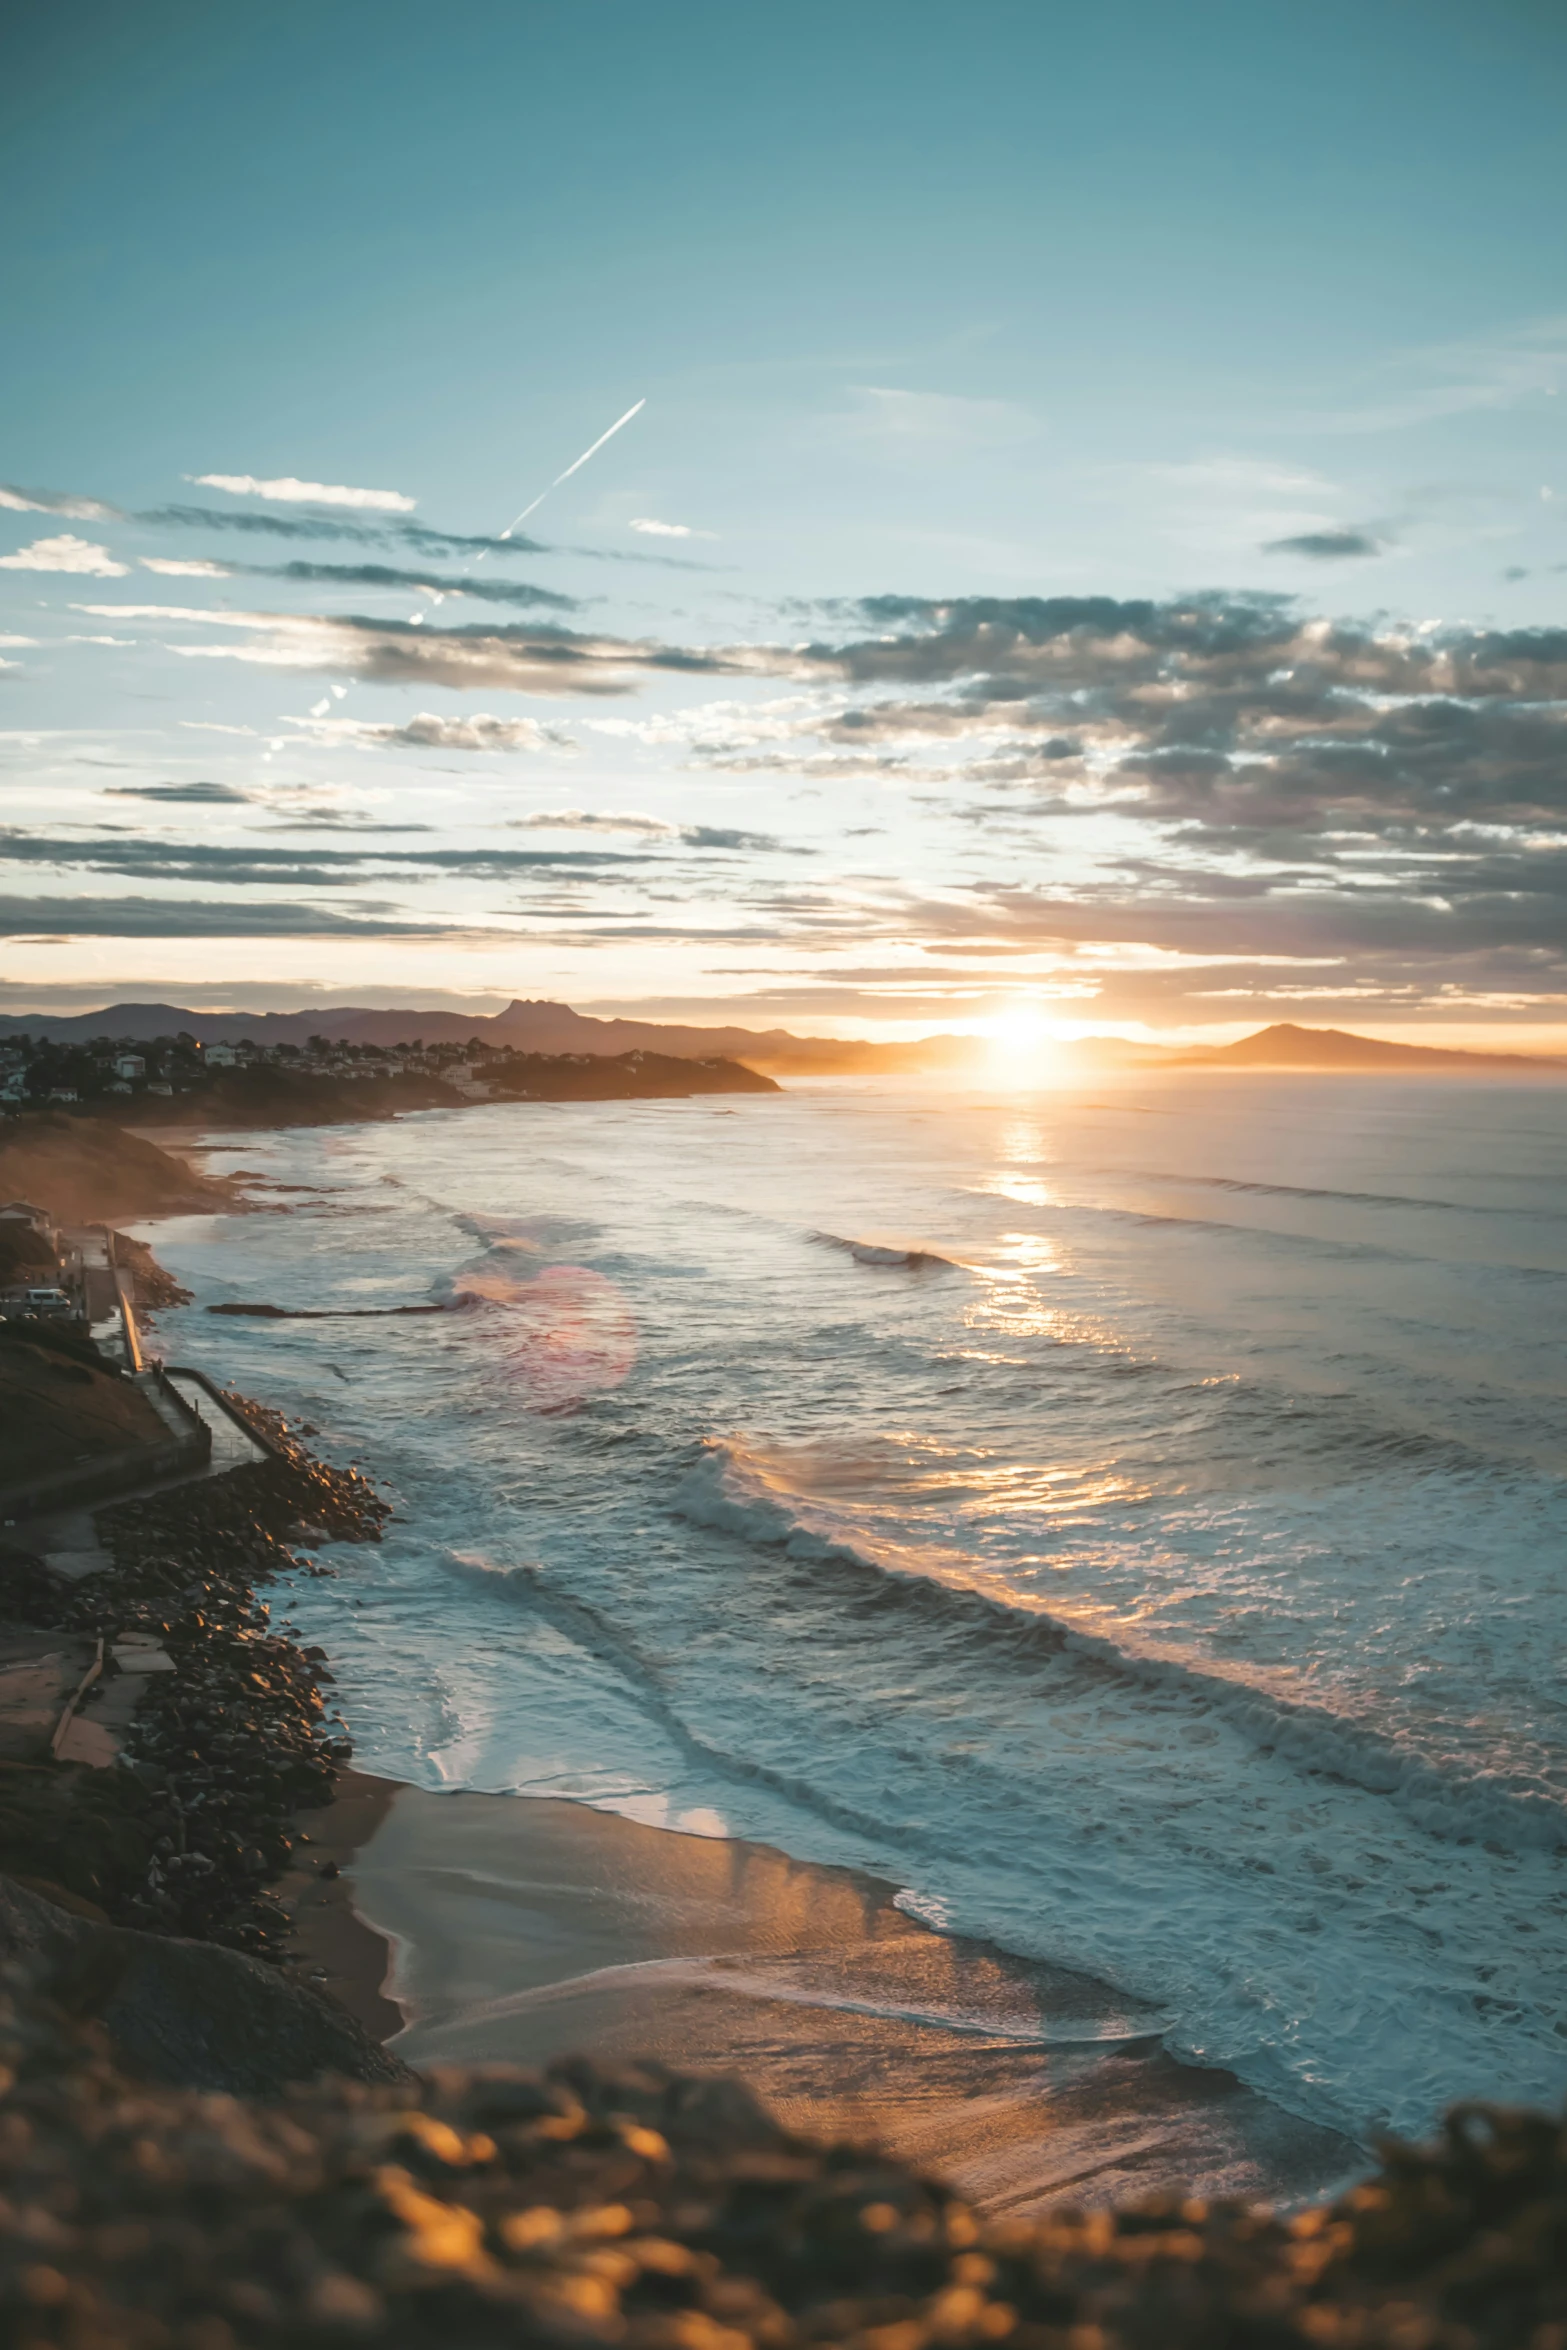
[0,1393,386,1952]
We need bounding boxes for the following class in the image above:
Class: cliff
[0,1111,236,1222]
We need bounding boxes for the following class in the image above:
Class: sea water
[136,1073,1567,2145]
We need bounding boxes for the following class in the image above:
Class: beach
[288,1776,1357,2217]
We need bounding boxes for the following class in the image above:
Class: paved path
[163,1374,270,1471]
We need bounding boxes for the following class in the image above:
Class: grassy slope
[0,1333,171,1484]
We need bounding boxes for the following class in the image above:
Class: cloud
[1302,314,1567,436]
[509,808,680,835]
[142,503,397,545]
[0,534,128,575]
[504,810,787,851]
[140,556,232,577]
[0,832,657,887]
[249,560,576,609]
[103,781,253,804]
[101,604,738,693]
[287,712,564,752]
[137,503,710,568]
[36,572,1567,1016]
[682,824,793,851]
[0,484,121,520]
[0,635,37,648]
[0,895,484,939]
[841,387,1040,448]
[629,517,714,540]
[264,813,432,833]
[1264,528,1386,559]
[190,473,417,512]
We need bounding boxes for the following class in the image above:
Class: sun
[982,1003,1062,1079]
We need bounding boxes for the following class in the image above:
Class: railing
[116,1265,143,1372]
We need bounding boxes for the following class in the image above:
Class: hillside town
[0,1029,504,1111]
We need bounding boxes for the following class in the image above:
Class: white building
[204,1043,238,1068]
[114,1054,145,1079]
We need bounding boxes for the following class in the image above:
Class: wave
[673,1440,1567,1856]
[1081,1167,1491,1217]
[1029,1194,1567,1284]
[810,1231,961,1272]
[439,1548,932,1848]
[453,1211,600,1248]
[430,1947,1163,2048]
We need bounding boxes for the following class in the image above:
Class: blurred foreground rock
[0,1971,1564,2349]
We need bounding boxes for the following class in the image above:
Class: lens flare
[453,1251,636,1412]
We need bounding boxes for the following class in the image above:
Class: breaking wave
[675,1439,1567,1856]
[810,1231,961,1272]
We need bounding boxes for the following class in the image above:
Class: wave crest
[810,1231,960,1272]
[675,1440,1567,1856]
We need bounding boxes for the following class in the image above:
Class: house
[0,1201,59,1259]
[114,1054,145,1079]
[47,1087,79,1103]
[146,1081,173,1096]
[204,1043,237,1068]
[0,1201,55,1241]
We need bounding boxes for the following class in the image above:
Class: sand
[291,1779,1359,2219]
[277,1769,405,2041]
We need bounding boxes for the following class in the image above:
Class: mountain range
[0,1002,1559,1076]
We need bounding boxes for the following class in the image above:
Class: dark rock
[0,1873,409,2093]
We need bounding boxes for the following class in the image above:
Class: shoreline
[276,1766,405,2040]
[295,1773,1362,2219]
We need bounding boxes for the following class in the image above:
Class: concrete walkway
[163,1374,270,1472]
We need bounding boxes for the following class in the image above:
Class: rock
[0,1873,410,2093]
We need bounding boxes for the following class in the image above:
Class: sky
[2,0,1566,1045]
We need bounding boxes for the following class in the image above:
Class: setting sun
[982,1004,1063,1079]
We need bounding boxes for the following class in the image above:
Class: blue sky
[2,0,1565,1040]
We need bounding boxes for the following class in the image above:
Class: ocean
[136,1072,1567,2150]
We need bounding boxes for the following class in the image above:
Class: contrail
[287,396,648,724]
[486,397,647,551]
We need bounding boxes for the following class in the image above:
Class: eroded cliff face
[0,1113,236,1224]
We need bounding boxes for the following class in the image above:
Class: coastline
[96,1154,1365,2214]
[297,1776,1361,2219]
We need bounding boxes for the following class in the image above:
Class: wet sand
[278,1769,405,2041]
[298,1781,1360,2218]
